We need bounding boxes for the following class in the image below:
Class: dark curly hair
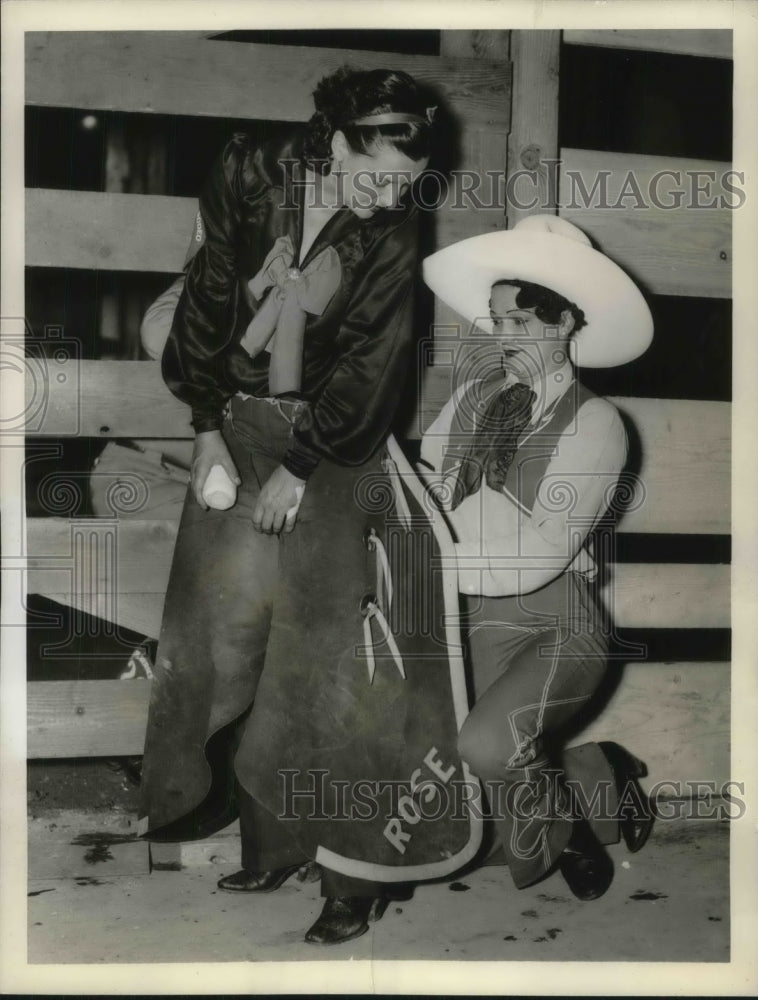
[302,66,434,173]
[492,278,587,333]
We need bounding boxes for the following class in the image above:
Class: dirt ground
[28,759,141,817]
[23,600,737,979]
[26,815,730,967]
[27,593,147,820]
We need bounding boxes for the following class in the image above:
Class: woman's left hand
[253,465,306,534]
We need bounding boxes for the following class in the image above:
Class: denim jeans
[457,574,618,888]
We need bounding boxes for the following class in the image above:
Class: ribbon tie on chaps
[240,235,341,395]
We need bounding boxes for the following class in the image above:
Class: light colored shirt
[420,362,627,597]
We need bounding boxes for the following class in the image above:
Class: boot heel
[599,740,648,778]
[627,752,647,779]
[305,896,377,945]
[368,897,389,923]
[599,741,655,854]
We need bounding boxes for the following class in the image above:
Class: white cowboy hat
[422,215,653,367]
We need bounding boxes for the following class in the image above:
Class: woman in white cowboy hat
[420,215,655,900]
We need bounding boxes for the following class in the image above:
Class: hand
[253,464,306,535]
[191,430,241,510]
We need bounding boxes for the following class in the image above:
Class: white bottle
[285,484,305,525]
[202,464,237,510]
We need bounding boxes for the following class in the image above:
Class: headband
[346,106,437,127]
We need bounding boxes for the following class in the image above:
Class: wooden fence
[25,31,730,809]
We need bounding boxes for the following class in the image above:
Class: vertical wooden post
[440,29,510,61]
[101,116,170,359]
[413,31,514,436]
[145,120,168,196]
[506,30,561,228]
[435,29,511,338]
[438,29,511,244]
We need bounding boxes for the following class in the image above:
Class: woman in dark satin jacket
[138,66,435,945]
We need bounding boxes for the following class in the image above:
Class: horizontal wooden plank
[612,397,731,534]
[26,169,509,275]
[26,517,179,595]
[128,438,193,468]
[569,661,730,793]
[27,517,729,638]
[38,563,731,641]
[150,822,241,871]
[604,563,729,630]
[25,32,511,130]
[419,365,730,535]
[40,593,166,642]
[563,29,732,61]
[24,359,192,438]
[558,149,733,299]
[25,362,732,536]
[35,164,734,300]
[26,518,178,637]
[611,397,730,534]
[28,680,151,758]
[28,663,730,794]
[153,826,321,871]
[27,190,196,273]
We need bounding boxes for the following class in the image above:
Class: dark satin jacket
[161,130,420,479]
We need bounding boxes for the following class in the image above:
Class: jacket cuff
[191,411,225,435]
[282,439,321,480]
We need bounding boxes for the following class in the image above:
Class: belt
[233,391,307,426]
